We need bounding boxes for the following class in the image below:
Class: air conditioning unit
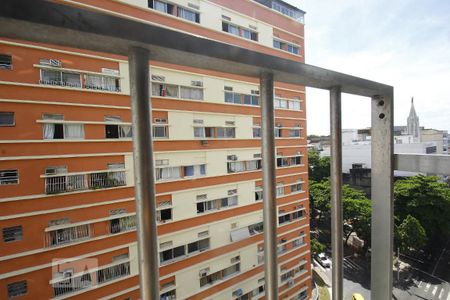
[221,15,231,21]
[227,155,238,161]
[101,68,119,76]
[151,75,165,82]
[201,140,208,145]
[191,80,203,87]
[224,86,233,91]
[40,58,62,67]
[199,268,209,277]
[188,3,200,10]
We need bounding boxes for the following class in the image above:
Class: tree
[308,149,330,182]
[396,215,427,252]
[394,175,450,252]
[343,198,371,247]
[311,238,326,255]
[309,179,331,225]
[310,179,372,252]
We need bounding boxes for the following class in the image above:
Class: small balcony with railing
[43,169,126,195]
[45,224,91,248]
[51,260,131,298]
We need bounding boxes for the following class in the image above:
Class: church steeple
[407,97,420,141]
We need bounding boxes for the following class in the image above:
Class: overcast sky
[284,0,450,135]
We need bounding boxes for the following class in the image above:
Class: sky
[284,0,450,135]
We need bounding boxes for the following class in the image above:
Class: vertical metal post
[260,72,278,300]
[128,47,159,300]
[371,92,394,300]
[330,86,343,300]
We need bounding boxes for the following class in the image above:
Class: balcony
[45,224,91,247]
[44,170,126,194]
[52,261,130,298]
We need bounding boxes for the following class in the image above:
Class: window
[42,114,84,139]
[184,164,206,177]
[255,186,263,201]
[0,54,12,70]
[225,90,259,105]
[0,112,15,126]
[85,74,120,92]
[153,123,168,138]
[275,126,282,137]
[222,22,258,41]
[291,182,303,193]
[217,127,235,138]
[0,169,18,185]
[289,129,301,137]
[180,86,203,100]
[46,224,90,246]
[156,167,181,181]
[290,100,301,110]
[110,216,136,234]
[2,225,22,242]
[200,263,240,287]
[197,195,238,213]
[178,6,200,23]
[40,69,81,88]
[160,242,193,264]
[7,280,27,298]
[187,238,210,253]
[288,44,299,55]
[152,83,179,98]
[105,116,132,139]
[272,1,304,22]
[276,184,284,196]
[275,98,288,109]
[253,127,261,138]
[277,155,302,167]
[227,159,261,173]
[157,201,172,223]
[150,0,174,14]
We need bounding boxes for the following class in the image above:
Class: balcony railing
[44,170,126,194]
[52,261,130,297]
[45,224,91,247]
[109,215,137,234]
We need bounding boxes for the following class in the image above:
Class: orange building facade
[0,0,311,299]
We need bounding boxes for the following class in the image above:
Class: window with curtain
[40,69,61,85]
[63,124,84,139]
[194,127,205,138]
[180,86,203,100]
[156,167,181,181]
[152,83,179,98]
[85,74,118,91]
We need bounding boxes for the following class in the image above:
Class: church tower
[407,97,421,142]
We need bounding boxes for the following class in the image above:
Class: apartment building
[0,0,310,299]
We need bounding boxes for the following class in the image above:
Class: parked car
[316,253,331,268]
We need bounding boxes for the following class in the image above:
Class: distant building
[407,97,421,142]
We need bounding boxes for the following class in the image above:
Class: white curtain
[64,124,84,139]
[157,167,180,180]
[180,87,203,100]
[119,125,132,138]
[43,123,55,139]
